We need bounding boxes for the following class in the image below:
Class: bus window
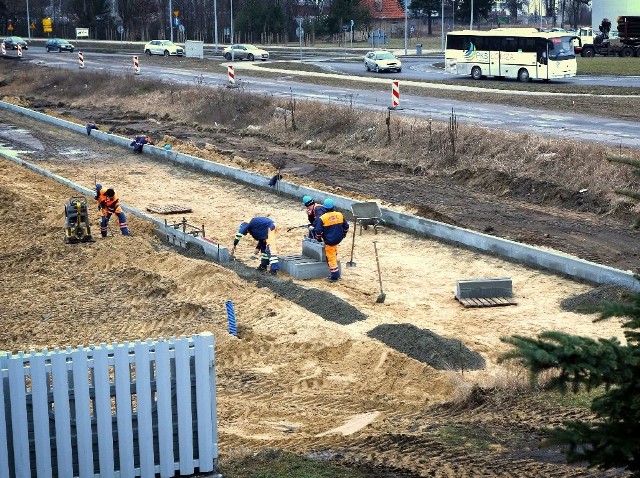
[519,37,536,52]
[503,37,518,52]
[548,36,575,60]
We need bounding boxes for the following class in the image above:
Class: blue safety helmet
[96,183,102,191]
[323,198,335,209]
[302,195,314,207]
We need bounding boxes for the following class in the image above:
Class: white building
[591,0,640,31]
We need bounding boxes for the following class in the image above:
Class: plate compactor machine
[64,196,95,244]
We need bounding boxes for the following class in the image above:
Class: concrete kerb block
[456,277,513,300]
[302,238,326,262]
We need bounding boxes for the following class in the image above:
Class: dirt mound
[560,284,636,314]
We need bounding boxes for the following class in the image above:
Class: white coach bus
[445,28,577,82]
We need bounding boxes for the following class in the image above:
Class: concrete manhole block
[147,203,193,214]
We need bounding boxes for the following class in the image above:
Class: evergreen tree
[608,154,640,229]
[499,276,640,473]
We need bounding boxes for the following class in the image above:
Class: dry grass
[1,63,638,207]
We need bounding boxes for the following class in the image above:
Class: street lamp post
[26,0,31,39]
[214,0,219,53]
[470,0,474,30]
[404,0,408,55]
[441,0,444,51]
[169,0,173,41]
[230,0,234,60]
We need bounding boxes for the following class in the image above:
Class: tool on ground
[64,196,94,244]
[373,241,385,303]
[346,217,357,267]
[286,224,309,232]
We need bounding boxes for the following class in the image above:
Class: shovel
[346,217,357,267]
[372,241,385,303]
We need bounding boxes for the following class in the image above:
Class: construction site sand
[0,122,630,475]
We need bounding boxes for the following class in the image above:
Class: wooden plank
[8,354,31,478]
[31,352,53,478]
[155,340,176,478]
[114,342,135,478]
[175,337,194,476]
[72,347,95,477]
[134,340,155,478]
[51,349,74,478]
[456,295,517,308]
[93,345,115,478]
[195,335,214,472]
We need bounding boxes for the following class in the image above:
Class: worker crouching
[314,199,349,282]
[95,184,131,237]
[232,217,280,275]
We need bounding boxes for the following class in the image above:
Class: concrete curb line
[0,100,637,290]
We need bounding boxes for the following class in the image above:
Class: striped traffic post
[225,300,237,336]
[133,55,140,75]
[17,44,22,58]
[78,51,85,69]
[390,80,400,109]
[227,65,235,85]
[1,42,6,56]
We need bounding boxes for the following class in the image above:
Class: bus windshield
[548,36,575,60]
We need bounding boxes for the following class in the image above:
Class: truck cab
[573,27,593,53]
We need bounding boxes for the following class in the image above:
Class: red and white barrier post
[390,80,400,109]
[133,55,140,75]
[17,44,22,58]
[227,65,235,85]
[78,51,85,69]
[1,42,6,56]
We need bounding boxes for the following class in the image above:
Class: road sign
[296,26,304,38]
[350,19,355,27]
[7,24,13,32]
[173,10,179,17]
[296,17,303,26]
[410,24,415,33]
[342,25,349,32]
[117,25,124,34]
[178,24,185,33]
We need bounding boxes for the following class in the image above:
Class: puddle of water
[59,148,98,160]
[0,143,31,161]
[0,126,44,150]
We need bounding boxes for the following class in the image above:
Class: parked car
[45,38,75,52]
[2,36,28,50]
[222,44,269,61]
[364,50,402,73]
[143,40,184,56]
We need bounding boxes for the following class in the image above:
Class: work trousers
[325,244,340,279]
[101,211,129,237]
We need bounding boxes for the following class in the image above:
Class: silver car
[143,40,184,56]
[364,50,402,73]
[222,44,269,61]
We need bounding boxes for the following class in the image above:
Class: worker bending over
[314,199,349,282]
[95,184,131,237]
[232,216,280,275]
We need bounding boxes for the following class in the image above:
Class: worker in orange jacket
[314,198,349,282]
[95,184,131,237]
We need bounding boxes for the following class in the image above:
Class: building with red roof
[360,0,407,36]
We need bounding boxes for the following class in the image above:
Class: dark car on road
[2,36,29,50]
[46,38,75,52]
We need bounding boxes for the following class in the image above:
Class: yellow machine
[64,196,94,243]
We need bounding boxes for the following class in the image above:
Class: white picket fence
[0,333,220,478]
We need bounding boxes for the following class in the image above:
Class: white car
[143,40,184,56]
[222,44,269,61]
[364,50,402,73]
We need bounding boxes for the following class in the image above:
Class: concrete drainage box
[455,277,516,308]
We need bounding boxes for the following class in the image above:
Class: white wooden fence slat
[8,355,30,478]
[31,353,53,478]
[194,335,214,472]
[93,346,115,478]
[51,350,74,478]
[0,364,11,478]
[134,341,154,478]
[154,340,175,478]
[175,337,194,475]
[207,334,220,462]
[114,343,135,478]
[71,347,94,478]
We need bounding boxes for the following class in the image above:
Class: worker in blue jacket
[313,199,349,282]
[231,216,279,275]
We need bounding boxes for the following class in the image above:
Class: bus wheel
[471,66,482,80]
[518,68,531,83]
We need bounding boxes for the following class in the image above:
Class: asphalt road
[10,47,640,148]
